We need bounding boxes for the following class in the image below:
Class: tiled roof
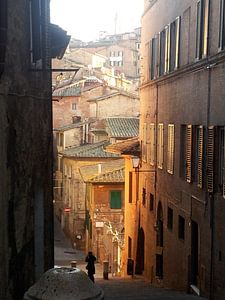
[52,84,81,97]
[54,122,85,131]
[88,91,139,102]
[105,137,140,156]
[106,118,139,138]
[79,159,125,183]
[61,140,119,158]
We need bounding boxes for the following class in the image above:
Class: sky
[50,0,143,42]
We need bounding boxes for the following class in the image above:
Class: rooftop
[105,118,139,138]
[105,137,140,156]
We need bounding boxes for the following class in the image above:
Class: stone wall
[0,1,54,299]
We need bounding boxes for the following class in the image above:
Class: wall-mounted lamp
[131,156,141,169]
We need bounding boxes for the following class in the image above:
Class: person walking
[85,251,97,282]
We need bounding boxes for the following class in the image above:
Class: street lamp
[131,156,141,169]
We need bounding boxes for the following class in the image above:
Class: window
[157,124,164,169]
[129,172,133,203]
[30,0,43,63]
[196,0,209,59]
[169,17,180,71]
[167,124,175,174]
[194,126,204,188]
[110,191,122,209]
[72,103,77,110]
[149,123,155,166]
[142,188,146,206]
[156,254,163,278]
[164,25,170,73]
[142,123,147,162]
[149,193,154,211]
[159,29,166,76]
[219,0,225,50]
[217,127,225,196]
[180,125,192,182]
[178,215,185,240]
[207,126,214,192]
[150,34,159,79]
[0,0,7,77]
[167,207,173,230]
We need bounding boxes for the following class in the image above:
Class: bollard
[103,261,109,280]
[71,260,77,268]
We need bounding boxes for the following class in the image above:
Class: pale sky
[50,0,143,41]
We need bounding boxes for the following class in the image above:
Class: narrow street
[54,217,207,300]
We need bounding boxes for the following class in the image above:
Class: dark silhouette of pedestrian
[85,251,96,282]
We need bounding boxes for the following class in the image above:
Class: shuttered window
[150,34,159,79]
[167,124,175,174]
[164,25,170,73]
[110,191,122,209]
[159,30,166,76]
[207,126,214,193]
[196,126,204,188]
[169,17,180,71]
[217,127,225,197]
[149,123,155,166]
[186,125,192,182]
[158,124,164,169]
[219,0,225,50]
[196,0,209,59]
[142,123,147,162]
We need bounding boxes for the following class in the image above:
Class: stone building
[79,159,125,275]
[134,0,225,299]
[0,1,69,299]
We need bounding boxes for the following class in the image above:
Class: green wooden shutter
[207,126,214,192]
[167,124,175,174]
[110,191,122,209]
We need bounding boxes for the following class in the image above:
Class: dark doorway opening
[156,201,163,278]
[135,227,145,274]
[191,220,199,286]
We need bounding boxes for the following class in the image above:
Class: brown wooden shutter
[186,125,192,182]
[197,126,204,188]
[223,127,225,198]
[207,126,214,192]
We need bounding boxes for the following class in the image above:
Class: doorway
[156,202,163,278]
[135,227,145,274]
[191,221,199,286]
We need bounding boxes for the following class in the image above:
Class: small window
[178,215,185,240]
[110,191,122,209]
[167,207,173,230]
[150,34,159,79]
[169,17,180,71]
[149,193,154,211]
[72,103,77,110]
[142,188,146,206]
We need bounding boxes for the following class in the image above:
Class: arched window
[0,0,7,77]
